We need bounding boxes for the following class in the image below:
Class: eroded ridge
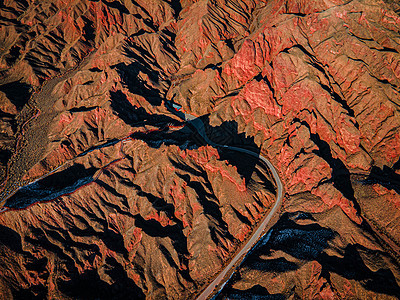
[0,0,400,299]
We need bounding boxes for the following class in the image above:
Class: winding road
[180,113,284,300]
[2,99,284,298]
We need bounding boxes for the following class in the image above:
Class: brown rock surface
[0,0,400,299]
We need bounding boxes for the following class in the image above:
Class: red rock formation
[0,0,400,299]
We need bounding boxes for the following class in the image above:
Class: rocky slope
[0,0,400,299]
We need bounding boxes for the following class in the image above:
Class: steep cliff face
[0,0,400,299]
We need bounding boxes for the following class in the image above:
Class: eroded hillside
[0,0,400,299]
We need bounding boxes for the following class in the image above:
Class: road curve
[186,117,283,300]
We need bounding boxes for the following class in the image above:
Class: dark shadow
[132,183,178,222]
[230,205,253,227]
[5,45,21,65]
[0,149,12,165]
[109,90,181,127]
[57,256,145,300]
[221,284,285,300]
[319,83,356,120]
[320,244,400,297]
[218,212,333,298]
[134,214,183,241]
[130,113,269,254]
[0,225,51,299]
[201,116,261,185]
[393,157,400,171]
[81,16,95,46]
[113,61,161,106]
[131,182,193,283]
[12,286,47,300]
[0,222,140,299]
[225,38,235,52]
[220,211,400,298]
[132,213,193,282]
[89,67,102,72]
[110,90,146,125]
[131,114,262,186]
[1,219,143,299]
[291,118,359,213]
[101,0,129,14]
[246,256,298,272]
[129,112,271,287]
[39,165,97,189]
[183,177,237,250]
[113,37,165,106]
[4,165,98,209]
[310,132,357,205]
[219,149,259,185]
[4,92,186,210]
[169,0,182,19]
[364,165,400,194]
[130,120,195,149]
[41,223,101,254]
[255,212,335,261]
[68,106,98,113]
[0,80,32,110]
[24,227,79,271]
[0,224,24,254]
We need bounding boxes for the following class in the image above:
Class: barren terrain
[0,0,400,299]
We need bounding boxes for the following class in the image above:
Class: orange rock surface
[0,0,400,299]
